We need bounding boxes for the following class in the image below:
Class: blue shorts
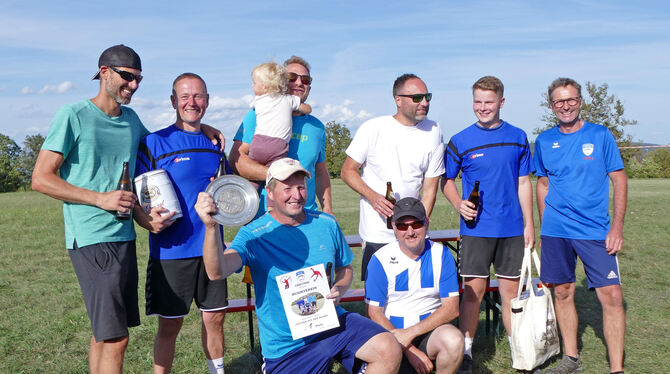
[261,312,388,374]
[540,236,621,288]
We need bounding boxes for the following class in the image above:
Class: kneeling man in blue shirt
[196,158,402,374]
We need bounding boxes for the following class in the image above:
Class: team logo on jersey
[552,142,560,149]
[173,157,191,163]
[582,143,594,156]
[389,256,398,264]
[470,153,484,159]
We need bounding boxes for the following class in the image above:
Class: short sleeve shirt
[42,99,149,249]
[365,240,459,329]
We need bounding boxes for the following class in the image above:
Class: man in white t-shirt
[341,74,445,281]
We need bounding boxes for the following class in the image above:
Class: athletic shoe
[544,356,583,374]
[456,355,473,374]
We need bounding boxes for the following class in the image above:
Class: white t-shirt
[345,115,445,243]
[251,94,302,142]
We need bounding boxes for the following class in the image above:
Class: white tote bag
[510,247,560,371]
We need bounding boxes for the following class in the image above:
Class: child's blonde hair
[252,62,288,95]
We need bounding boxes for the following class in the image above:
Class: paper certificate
[276,263,340,340]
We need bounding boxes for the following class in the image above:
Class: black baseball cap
[393,197,426,222]
[92,44,142,80]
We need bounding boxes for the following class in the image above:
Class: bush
[627,157,662,178]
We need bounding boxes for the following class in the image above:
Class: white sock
[508,335,513,346]
[464,337,473,358]
[207,357,225,374]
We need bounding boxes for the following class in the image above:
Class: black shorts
[459,235,524,278]
[146,256,228,317]
[361,241,389,281]
[398,331,435,374]
[69,240,140,342]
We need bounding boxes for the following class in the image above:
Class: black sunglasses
[397,93,432,103]
[287,72,312,85]
[110,66,143,83]
[395,220,425,231]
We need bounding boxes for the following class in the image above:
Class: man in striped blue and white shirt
[366,197,464,374]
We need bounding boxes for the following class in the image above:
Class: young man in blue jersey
[366,197,464,374]
[442,76,534,373]
[535,78,627,374]
[195,158,402,374]
[134,73,229,374]
[229,56,332,218]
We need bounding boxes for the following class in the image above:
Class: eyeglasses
[287,72,312,85]
[397,93,432,103]
[395,220,425,231]
[551,96,580,109]
[110,66,143,83]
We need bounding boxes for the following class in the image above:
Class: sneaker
[456,355,473,374]
[544,355,583,374]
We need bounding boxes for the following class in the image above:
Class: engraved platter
[205,175,259,226]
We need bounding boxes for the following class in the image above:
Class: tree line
[1,82,667,193]
[0,134,44,192]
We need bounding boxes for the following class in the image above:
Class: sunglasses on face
[395,220,425,231]
[397,93,432,103]
[287,72,312,85]
[110,66,143,83]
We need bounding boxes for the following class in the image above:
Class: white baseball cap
[266,158,311,185]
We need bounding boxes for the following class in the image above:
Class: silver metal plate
[205,175,259,226]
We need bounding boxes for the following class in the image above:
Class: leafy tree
[18,134,45,187]
[535,82,639,166]
[647,148,670,178]
[325,121,352,178]
[0,134,23,192]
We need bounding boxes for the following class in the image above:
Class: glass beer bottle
[464,180,480,226]
[214,155,228,178]
[115,162,132,220]
[385,181,396,229]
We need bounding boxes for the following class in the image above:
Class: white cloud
[39,81,73,94]
[131,97,170,110]
[319,100,374,126]
[20,86,34,95]
[208,95,253,110]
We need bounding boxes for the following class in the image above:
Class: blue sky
[2,0,669,151]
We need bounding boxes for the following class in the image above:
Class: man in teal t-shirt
[32,45,148,374]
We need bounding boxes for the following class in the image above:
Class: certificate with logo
[276,263,340,340]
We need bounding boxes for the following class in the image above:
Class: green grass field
[1,179,668,373]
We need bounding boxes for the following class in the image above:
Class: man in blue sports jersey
[134,73,229,374]
[195,158,402,374]
[442,76,534,373]
[229,55,332,218]
[366,197,464,374]
[535,78,627,374]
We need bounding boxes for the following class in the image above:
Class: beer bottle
[385,181,396,229]
[214,155,228,178]
[115,162,132,220]
[464,180,480,226]
[326,262,333,288]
